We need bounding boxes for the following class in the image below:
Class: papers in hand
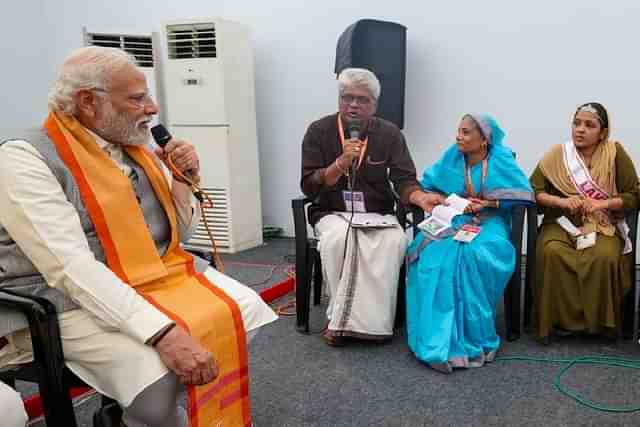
[557,216,598,251]
[338,213,397,228]
[417,194,471,237]
[556,216,581,236]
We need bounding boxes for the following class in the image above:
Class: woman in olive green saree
[530,102,639,343]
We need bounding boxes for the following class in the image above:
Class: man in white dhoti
[300,68,439,346]
[0,47,277,427]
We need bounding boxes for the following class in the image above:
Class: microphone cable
[495,354,640,413]
[339,156,360,282]
[162,152,225,273]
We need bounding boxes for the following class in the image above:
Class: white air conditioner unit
[82,27,166,125]
[160,18,263,253]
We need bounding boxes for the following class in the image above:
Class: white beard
[96,101,152,147]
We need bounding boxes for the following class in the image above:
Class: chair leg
[394,263,406,328]
[633,276,639,342]
[313,252,322,306]
[32,335,78,426]
[93,399,122,427]
[101,394,117,408]
[302,250,315,332]
[295,245,312,334]
[523,272,533,329]
[622,273,637,340]
[504,273,521,342]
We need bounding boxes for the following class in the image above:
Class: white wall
[0,0,50,132]
[3,1,640,236]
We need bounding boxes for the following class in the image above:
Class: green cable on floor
[495,355,640,413]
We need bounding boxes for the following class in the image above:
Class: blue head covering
[420,113,534,204]
[465,113,505,147]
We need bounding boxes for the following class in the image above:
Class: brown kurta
[301,113,420,225]
[530,142,639,340]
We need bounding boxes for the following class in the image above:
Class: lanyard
[464,156,489,198]
[337,114,369,174]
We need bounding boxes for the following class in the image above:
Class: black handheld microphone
[346,119,362,190]
[150,124,172,148]
[150,124,204,203]
[347,119,361,141]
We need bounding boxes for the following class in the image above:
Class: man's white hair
[337,68,381,101]
[48,46,138,115]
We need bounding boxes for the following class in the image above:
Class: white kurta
[315,213,408,338]
[0,136,277,406]
[0,381,28,427]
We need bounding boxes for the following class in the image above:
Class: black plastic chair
[524,206,639,340]
[291,197,410,334]
[0,289,120,426]
[409,204,526,342]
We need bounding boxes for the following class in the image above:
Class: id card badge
[576,232,596,250]
[453,224,481,243]
[343,191,366,213]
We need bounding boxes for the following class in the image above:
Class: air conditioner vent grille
[187,187,230,250]
[167,23,217,59]
[86,33,154,68]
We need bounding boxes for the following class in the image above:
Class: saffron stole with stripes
[45,112,252,427]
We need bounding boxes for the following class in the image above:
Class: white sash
[562,141,632,254]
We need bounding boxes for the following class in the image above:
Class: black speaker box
[335,19,407,129]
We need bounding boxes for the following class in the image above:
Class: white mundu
[316,213,408,338]
[0,381,27,427]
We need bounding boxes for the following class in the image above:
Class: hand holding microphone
[151,124,204,202]
[339,140,364,165]
[151,125,201,184]
[339,117,363,169]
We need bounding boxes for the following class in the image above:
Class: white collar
[83,127,118,152]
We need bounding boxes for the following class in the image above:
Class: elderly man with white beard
[0,47,276,427]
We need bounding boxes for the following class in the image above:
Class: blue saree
[406,114,534,372]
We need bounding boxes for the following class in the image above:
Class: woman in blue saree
[406,114,534,373]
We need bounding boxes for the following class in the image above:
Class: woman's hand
[463,197,489,215]
[582,198,609,214]
[557,196,584,214]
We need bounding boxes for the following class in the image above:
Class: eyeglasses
[340,94,373,106]
[93,88,156,108]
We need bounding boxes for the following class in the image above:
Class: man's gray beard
[96,101,151,147]
[120,130,151,147]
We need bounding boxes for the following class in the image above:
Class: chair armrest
[510,205,526,253]
[0,289,57,328]
[292,197,311,243]
[523,205,539,324]
[395,203,407,229]
[624,208,638,279]
[0,289,64,367]
[625,208,639,245]
[0,305,29,338]
[525,205,539,250]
